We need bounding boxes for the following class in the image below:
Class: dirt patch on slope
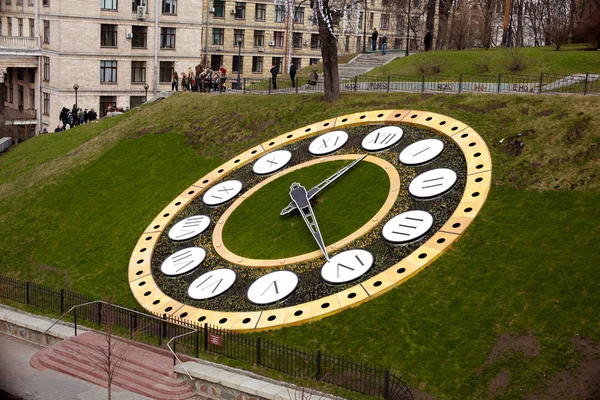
[488,371,511,398]
[486,334,541,364]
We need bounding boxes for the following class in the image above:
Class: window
[294,7,304,24]
[210,55,222,70]
[381,14,389,29]
[29,88,35,110]
[132,25,147,47]
[0,20,2,37]
[232,56,243,73]
[29,19,34,37]
[253,30,264,47]
[255,3,265,21]
[275,5,285,22]
[131,61,146,82]
[271,57,282,74]
[310,33,320,49]
[17,0,23,6]
[159,61,174,83]
[100,96,116,116]
[9,83,13,103]
[18,18,23,37]
[101,24,118,47]
[100,60,118,83]
[292,32,302,48]
[29,69,35,83]
[43,20,49,43]
[43,56,50,81]
[160,27,175,48]
[43,0,48,6]
[369,13,373,29]
[213,0,225,17]
[43,92,49,115]
[7,18,12,37]
[28,0,34,5]
[17,68,23,80]
[212,28,224,45]
[310,57,319,66]
[6,0,11,5]
[345,36,350,52]
[162,0,176,14]
[252,56,263,73]
[382,0,389,6]
[233,29,244,46]
[18,85,24,108]
[370,0,374,5]
[102,0,117,10]
[234,2,245,19]
[358,11,363,29]
[274,31,284,47]
[396,16,404,31]
[291,57,301,71]
[130,96,146,108]
[132,0,146,12]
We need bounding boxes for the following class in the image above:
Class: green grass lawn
[368,44,600,77]
[223,160,389,259]
[1,91,599,399]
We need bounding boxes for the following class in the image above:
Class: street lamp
[405,0,412,57]
[236,40,242,89]
[73,83,79,110]
[144,83,149,102]
[362,0,367,53]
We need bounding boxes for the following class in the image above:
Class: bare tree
[545,0,570,49]
[448,1,474,49]
[436,0,452,49]
[473,0,500,49]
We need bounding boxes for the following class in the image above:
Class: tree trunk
[319,16,340,103]
[435,0,451,49]
[516,0,524,46]
[425,0,436,49]
[501,0,511,45]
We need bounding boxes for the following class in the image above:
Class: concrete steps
[338,52,403,79]
[30,331,196,400]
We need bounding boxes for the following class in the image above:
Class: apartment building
[1,0,429,131]
[1,0,203,130]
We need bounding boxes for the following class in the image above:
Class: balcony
[0,36,41,67]
[0,36,40,50]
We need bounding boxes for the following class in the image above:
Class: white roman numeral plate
[382,210,434,244]
[308,130,349,155]
[202,180,243,206]
[321,249,374,284]
[168,215,211,241]
[399,139,444,166]
[361,126,403,151]
[188,268,236,300]
[247,270,298,305]
[161,247,206,276]
[409,168,457,199]
[252,150,293,175]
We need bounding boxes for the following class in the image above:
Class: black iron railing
[0,274,413,400]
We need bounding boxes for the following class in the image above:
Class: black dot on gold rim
[152,299,160,305]
[426,117,432,121]
[137,259,143,264]
[144,291,151,296]
[202,179,209,184]
[165,306,173,312]
[267,315,276,321]
[234,159,240,163]
[218,169,224,173]
[198,316,206,322]
[269,142,275,146]
[418,253,427,259]
[219,318,228,324]
[324,122,330,126]
[136,270,143,275]
[360,115,366,119]
[373,281,382,287]
[378,113,384,118]
[437,238,446,244]
[321,303,330,309]
[305,128,311,132]
[287,134,293,138]
[153,225,160,229]
[242,318,251,324]
[145,236,152,241]
[180,312,188,318]
[394,113,401,118]
[251,150,257,154]
[163,213,170,217]
[294,310,303,316]
[188,190,195,195]
[348,293,356,299]
[397,268,406,273]
[341,118,348,122]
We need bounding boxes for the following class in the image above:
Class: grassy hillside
[368,44,600,77]
[1,92,599,399]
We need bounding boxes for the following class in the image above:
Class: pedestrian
[42,127,48,134]
[424,29,433,52]
[71,104,79,126]
[78,108,85,125]
[59,107,68,130]
[381,34,387,55]
[270,64,278,90]
[172,72,179,91]
[54,125,62,132]
[371,28,378,51]
[289,62,296,88]
[83,109,88,123]
[88,108,97,121]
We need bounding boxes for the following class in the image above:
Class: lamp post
[144,83,149,102]
[236,40,242,89]
[73,83,79,110]
[362,0,367,53]
[405,0,411,57]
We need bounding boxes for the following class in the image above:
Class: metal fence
[226,72,600,97]
[0,275,413,400]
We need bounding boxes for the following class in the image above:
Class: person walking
[270,64,278,90]
[171,72,179,91]
[289,62,296,88]
[424,29,433,52]
[371,28,378,51]
[381,34,387,55]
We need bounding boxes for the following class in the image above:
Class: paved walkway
[0,334,151,400]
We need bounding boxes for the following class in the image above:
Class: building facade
[1,0,430,131]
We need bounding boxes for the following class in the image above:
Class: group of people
[57,104,97,131]
[371,29,388,55]
[269,62,319,90]
[171,65,227,93]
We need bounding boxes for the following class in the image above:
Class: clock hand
[289,182,330,261]
[281,154,367,216]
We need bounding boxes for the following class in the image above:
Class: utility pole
[362,0,367,53]
[405,0,411,56]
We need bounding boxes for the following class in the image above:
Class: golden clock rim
[128,109,492,332]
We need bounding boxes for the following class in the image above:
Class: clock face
[128,110,492,331]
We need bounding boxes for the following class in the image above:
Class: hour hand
[289,182,329,261]
[281,155,367,216]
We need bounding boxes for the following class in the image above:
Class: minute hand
[280,155,367,216]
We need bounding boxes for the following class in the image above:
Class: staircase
[30,331,196,400]
[338,52,405,79]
